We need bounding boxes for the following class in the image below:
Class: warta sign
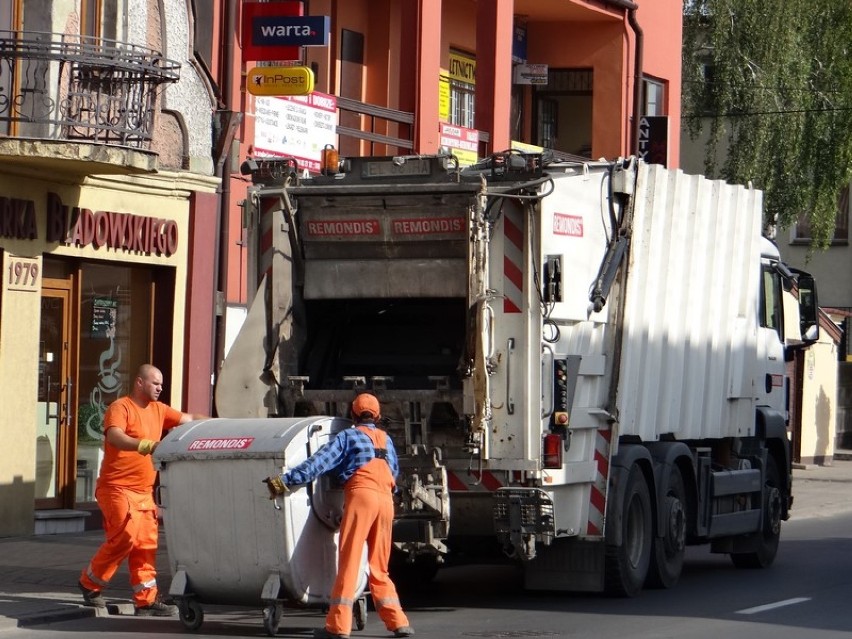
[242,1,329,62]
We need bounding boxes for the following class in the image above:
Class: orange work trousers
[79,486,160,607]
[325,483,409,635]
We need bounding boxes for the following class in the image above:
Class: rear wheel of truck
[605,464,652,597]
[645,465,686,589]
[730,455,782,569]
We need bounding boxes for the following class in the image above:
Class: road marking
[736,597,811,615]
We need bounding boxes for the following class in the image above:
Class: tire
[354,596,368,631]
[730,455,782,569]
[178,599,204,632]
[605,463,653,597]
[645,466,686,589]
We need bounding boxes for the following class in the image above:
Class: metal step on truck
[215,150,819,596]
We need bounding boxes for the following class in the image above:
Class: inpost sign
[242,1,329,62]
[247,66,314,96]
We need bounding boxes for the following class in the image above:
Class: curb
[15,605,97,628]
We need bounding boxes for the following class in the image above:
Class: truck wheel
[730,455,782,569]
[605,464,652,597]
[645,466,686,589]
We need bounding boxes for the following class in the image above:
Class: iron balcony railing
[0,31,180,149]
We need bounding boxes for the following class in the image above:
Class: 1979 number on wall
[6,256,40,292]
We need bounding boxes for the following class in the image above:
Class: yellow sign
[247,66,315,96]
[448,52,476,85]
[438,73,450,121]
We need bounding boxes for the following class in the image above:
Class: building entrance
[36,278,75,509]
[37,257,172,515]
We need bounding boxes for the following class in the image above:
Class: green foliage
[683,0,852,249]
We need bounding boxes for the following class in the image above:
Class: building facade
[212,0,684,378]
[0,0,219,537]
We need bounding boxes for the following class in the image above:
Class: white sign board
[253,92,338,173]
[513,63,548,85]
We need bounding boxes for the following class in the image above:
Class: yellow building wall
[0,170,196,536]
[799,334,838,465]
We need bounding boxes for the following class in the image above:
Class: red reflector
[543,433,563,469]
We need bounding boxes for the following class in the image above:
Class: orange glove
[137,439,158,456]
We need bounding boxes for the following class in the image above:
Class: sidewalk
[2,457,852,631]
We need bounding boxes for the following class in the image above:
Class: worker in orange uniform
[78,363,207,616]
[265,393,414,639]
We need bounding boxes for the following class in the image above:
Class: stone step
[33,509,91,535]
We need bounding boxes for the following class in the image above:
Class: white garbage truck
[215,151,819,596]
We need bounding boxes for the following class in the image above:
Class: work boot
[393,627,415,637]
[78,581,106,608]
[135,599,178,617]
[313,628,350,639]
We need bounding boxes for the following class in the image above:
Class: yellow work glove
[137,439,158,456]
[263,475,289,499]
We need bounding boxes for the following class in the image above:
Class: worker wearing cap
[265,393,414,639]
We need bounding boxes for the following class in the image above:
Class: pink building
[212,0,683,370]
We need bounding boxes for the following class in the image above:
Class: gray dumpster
[153,416,368,635]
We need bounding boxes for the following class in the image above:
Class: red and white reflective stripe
[502,205,524,313]
[258,195,280,281]
[586,426,612,536]
[446,469,504,492]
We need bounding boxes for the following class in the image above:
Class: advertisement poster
[91,297,118,339]
[439,122,479,166]
[253,92,338,173]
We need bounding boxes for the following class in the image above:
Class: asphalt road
[8,509,852,639]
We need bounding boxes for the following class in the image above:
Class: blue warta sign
[251,16,330,47]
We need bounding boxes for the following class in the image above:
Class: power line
[682,105,852,118]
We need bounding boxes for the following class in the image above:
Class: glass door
[36,280,75,509]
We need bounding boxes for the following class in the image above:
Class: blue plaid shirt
[281,423,399,486]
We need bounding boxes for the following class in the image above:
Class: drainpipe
[212,0,239,402]
[601,0,643,157]
[626,7,643,157]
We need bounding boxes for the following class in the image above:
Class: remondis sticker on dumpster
[187,437,255,451]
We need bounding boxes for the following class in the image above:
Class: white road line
[736,597,811,615]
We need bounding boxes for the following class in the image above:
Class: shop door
[36,279,76,509]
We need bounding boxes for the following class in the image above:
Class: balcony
[0,31,180,175]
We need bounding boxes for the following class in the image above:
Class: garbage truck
[215,151,820,596]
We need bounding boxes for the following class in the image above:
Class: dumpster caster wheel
[354,596,367,631]
[178,599,204,632]
[263,603,283,637]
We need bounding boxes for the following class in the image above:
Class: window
[791,184,850,244]
[760,266,783,338]
[81,0,119,41]
[537,98,557,149]
[449,50,476,129]
[643,77,666,116]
